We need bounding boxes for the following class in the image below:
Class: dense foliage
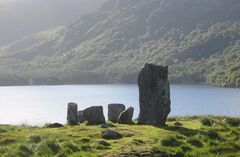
[0,0,239,87]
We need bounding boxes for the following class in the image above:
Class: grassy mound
[0,116,239,157]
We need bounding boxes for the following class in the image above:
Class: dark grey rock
[46,123,64,128]
[83,106,105,125]
[102,129,122,140]
[168,117,177,121]
[100,123,117,128]
[117,107,134,124]
[97,140,111,146]
[138,64,171,125]
[174,122,183,126]
[100,123,109,128]
[108,103,125,123]
[78,110,85,123]
[67,103,79,125]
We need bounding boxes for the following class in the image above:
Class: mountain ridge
[0,0,239,87]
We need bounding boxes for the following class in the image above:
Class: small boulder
[97,140,111,146]
[100,123,109,128]
[78,110,85,123]
[168,117,177,121]
[46,123,64,128]
[67,103,79,125]
[174,122,183,126]
[83,106,105,125]
[108,103,125,123]
[102,129,122,140]
[117,107,134,124]
[100,123,117,128]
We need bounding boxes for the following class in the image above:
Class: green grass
[0,116,240,157]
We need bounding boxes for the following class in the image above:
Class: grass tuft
[200,118,214,126]
[206,130,222,140]
[0,139,16,145]
[187,138,203,147]
[28,135,41,143]
[161,136,181,147]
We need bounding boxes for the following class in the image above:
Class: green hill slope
[0,0,240,87]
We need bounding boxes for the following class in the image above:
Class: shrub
[206,130,221,140]
[37,140,60,155]
[172,150,184,157]
[187,138,203,147]
[180,145,192,152]
[200,118,213,126]
[17,145,33,156]
[224,118,240,127]
[64,142,79,152]
[161,136,181,147]
[28,135,41,143]
[0,128,7,133]
[80,144,91,151]
[46,141,60,154]
[0,139,16,145]
[80,137,90,143]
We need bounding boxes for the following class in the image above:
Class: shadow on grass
[155,125,205,137]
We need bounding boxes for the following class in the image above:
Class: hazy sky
[0,0,102,46]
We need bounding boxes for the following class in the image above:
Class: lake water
[0,84,239,125]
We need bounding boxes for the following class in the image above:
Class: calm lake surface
[0,84,240,125]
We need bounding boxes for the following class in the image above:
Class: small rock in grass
[174,122,183,126]
[46,123,64,128]
[168,117,177,121]
[102,129,122,140]
[98,140,111,146]
[100,124,109,128]
[100,123,116,128]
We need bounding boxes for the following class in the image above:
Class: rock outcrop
[117,107,134,124]
[138,64,171,125]
[108,103,125,123]
[83,106,105,125]
[67,103,79,125]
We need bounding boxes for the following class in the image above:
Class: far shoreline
[0,82,236,89]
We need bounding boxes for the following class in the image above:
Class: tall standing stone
[67,102,79,125]
[108,103,125,123]
[138,64,171,125]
